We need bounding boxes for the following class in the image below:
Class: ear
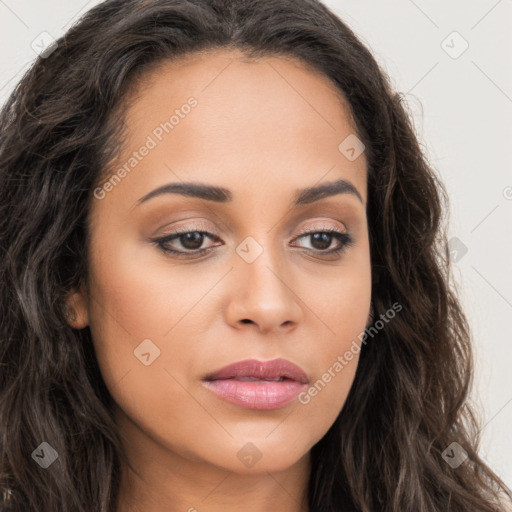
[64,282,89,329]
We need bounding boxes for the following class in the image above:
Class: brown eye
[154,229,220,256]
[175,232,205,250]
[291,228,354,256]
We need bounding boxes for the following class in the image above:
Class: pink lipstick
[202,358,308,410]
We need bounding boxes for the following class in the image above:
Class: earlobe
[64,282,89,329]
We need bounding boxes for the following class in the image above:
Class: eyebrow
[136,178,363,207]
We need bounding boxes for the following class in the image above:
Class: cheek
[300,245,371,417]
[85,235,169,390]
[315,236,372,343]
[295,305,368,435]
[87,232,203,339]
[86,232,225,402]
[85,244,209,447]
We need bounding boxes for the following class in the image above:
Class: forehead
[98,48,367,212]
[124,47,359,142]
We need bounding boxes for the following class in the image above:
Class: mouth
[228,376,290,381]
[202,358,309,410]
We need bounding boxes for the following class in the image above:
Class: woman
[0,0,510,510]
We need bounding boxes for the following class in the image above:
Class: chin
[200,436,312,475]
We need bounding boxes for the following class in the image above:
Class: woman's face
[68,48,371,476]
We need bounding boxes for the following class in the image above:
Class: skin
[66,48,372,512]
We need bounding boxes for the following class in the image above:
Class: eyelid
[156,219,347,240]
[294,221,347,237]
[159,220,217,236]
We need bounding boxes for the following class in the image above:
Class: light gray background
[1,0,511,491]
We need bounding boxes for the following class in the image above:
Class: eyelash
[152,224,354,259]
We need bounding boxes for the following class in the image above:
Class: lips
[203,358,309,384]
[202,358,309,410]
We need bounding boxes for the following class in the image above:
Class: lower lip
[202,379,307,410]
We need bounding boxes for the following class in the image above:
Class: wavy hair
[1,0,510,510]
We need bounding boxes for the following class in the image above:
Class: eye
[152,224,354,259]
[153,227,220,258]
[291,226,354,256]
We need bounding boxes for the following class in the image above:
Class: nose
[224,244,304,335]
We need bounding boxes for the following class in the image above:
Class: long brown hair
[1,1,510,510]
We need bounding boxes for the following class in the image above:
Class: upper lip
[203,358,309,384]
